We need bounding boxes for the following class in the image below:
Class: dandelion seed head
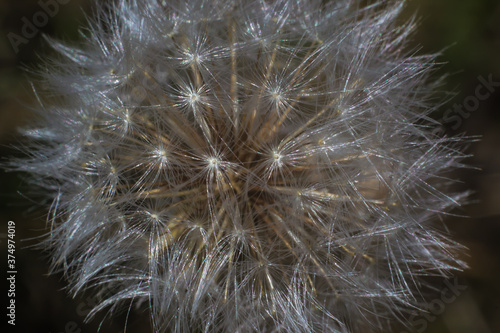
[8,0,469,332]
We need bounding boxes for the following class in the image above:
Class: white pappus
[10,0,469,332]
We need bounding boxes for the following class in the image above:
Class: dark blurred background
[0,0,499,332]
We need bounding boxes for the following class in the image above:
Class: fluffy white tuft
[11,0,468,332]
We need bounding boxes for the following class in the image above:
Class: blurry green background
[0,0,499,332]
